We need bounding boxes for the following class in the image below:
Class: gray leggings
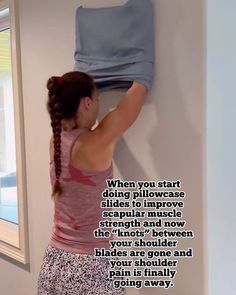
[37,245,126,294]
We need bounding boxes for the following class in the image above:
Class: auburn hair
[46,71,96,200]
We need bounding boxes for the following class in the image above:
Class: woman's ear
[79,96,91,110]
[82,96,92,109]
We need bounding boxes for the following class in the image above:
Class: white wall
[0,0,206,294]
[207,1,236,294]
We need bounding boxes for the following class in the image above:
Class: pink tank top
[48,127,113,254]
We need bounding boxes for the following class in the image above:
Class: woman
[37,71,147,294]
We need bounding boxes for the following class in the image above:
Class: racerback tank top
[48,127,114,254]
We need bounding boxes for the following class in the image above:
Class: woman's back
[49,127,114,255]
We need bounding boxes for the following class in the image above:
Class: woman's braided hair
[46,71,96,200]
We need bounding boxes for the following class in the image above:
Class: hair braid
[51,103,62,198]
[47,78,64,199]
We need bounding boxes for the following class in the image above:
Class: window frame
[0,0,29,264]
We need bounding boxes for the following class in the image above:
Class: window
[0,0,29,264]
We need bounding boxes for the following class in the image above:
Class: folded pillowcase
[74,0,154,91]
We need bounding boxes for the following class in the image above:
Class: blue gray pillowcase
[74,0,154,91]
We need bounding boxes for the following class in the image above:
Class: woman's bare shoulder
[74,128,115,156]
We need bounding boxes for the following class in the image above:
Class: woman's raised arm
[96,82,148,145]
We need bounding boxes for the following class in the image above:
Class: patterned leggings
[37,245,126,294]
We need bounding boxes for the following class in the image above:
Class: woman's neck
[61,117,92,131]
